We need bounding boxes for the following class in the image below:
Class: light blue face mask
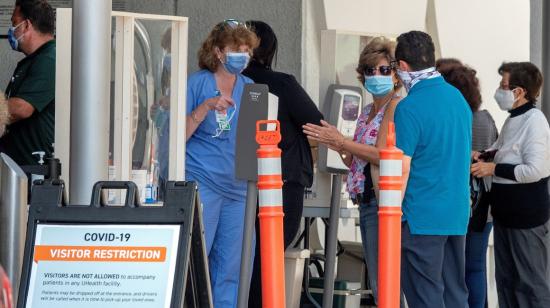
[223,52,250,74]
[364,75,394,97]
[7,20,26,51]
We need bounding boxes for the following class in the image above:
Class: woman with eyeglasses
[471,62,550,307]
[185,20,258,308]
[303,37,404,306]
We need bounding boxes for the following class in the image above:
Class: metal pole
[303,217,322,308]
[322,174,342,308]
[69,0,111,204]
[542,0,550,119]
[0,153,28,304]
[237,181,258,308]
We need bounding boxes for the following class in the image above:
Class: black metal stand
[237,181,258,308]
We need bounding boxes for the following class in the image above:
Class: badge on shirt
[215,110,231,131]
[213,89,231,131]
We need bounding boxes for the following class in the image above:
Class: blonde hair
[356,37,398,86]
[0,96,9,136]
[198,23,259,72]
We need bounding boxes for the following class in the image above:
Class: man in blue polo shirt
[394,31,472,307]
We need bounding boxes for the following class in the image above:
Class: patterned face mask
[397,67,441,91]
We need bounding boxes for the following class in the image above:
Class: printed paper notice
[25,224,180,308]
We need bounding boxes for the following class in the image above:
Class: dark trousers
[401,222,469,308]
[248,182,305,308]
[494,221,550,308]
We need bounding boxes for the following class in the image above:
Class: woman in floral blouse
[303,36,403,306]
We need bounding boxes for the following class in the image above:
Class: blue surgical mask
[364,75,394,97]
[7,20,25,51]
[223,52,250,74]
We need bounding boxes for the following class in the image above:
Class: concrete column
[69,0,112,204]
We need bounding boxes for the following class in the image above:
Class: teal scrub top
[185,70,252,201]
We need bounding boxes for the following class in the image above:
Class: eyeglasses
[219,19,247,29]
[214,19,248,35]
[364,65,394,76]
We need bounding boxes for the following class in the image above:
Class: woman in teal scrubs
[185,20,258,308]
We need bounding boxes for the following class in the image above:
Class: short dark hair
[498,62,518,75]
[16,0,55,35]
[395,31,435,71]
[437,59,482,112]
[246,20,278,69]
[508,62,544,102]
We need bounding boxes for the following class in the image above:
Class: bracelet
[191,103,208,124]
[190,109,202,124]
[337,137,345,152]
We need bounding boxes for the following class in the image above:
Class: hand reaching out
[303,120,345,151]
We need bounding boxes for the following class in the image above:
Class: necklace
[367,92,395,124]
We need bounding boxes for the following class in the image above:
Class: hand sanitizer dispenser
[318,84,363,174]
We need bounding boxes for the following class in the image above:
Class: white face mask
[494,88,516,111]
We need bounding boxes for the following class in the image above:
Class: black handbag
[469,176,491,232]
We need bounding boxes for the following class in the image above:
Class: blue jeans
[359,198,405,307]
[359,198,379,304]
[465,222,493,308]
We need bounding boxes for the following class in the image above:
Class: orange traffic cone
[378,122,403,308]
[256,120,286,308]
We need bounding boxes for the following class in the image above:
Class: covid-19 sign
[25,224,180,308]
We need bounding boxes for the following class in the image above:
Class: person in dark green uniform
[0,0,55,166]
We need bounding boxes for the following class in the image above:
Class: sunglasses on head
[219,19,247,29]
[364,65,394,76]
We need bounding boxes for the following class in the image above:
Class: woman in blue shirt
[185,20,258,308]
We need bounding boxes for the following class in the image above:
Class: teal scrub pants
[198,184,254,308]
